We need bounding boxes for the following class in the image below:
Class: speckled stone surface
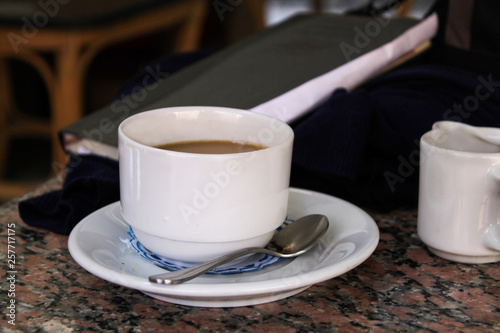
[1,178,499,332]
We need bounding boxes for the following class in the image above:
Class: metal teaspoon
[149,214,329,285]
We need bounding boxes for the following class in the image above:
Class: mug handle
[485,163,500,251]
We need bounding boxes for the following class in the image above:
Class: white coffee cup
[118,106,294,263]
[418,121,500,264]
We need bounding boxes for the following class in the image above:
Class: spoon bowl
[149,214,329,284]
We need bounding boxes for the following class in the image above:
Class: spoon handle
[149,247,277,285]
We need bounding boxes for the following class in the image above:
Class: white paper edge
[250,13,439,123]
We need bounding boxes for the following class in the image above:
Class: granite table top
[1,178,499,332]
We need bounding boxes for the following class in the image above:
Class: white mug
[118,106,294,263]
[418,121,500,263]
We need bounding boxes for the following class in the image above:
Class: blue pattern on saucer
[128,218,292,274]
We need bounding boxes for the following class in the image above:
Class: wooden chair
[0,0,207,200]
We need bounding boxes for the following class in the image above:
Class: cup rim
[421,130,500,156]
[118,106,294,157]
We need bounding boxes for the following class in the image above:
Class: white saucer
[68,188,379,307]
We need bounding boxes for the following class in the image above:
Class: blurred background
[0,0,436,203]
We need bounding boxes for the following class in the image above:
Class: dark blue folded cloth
[19,154,119,234]
[291,64,500,211]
